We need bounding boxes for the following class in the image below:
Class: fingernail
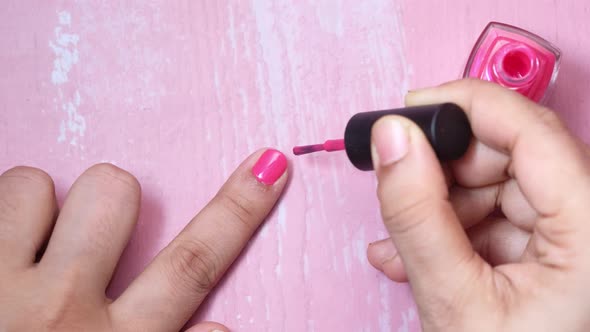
[406,88,421,96]
[381,255,401,280]
[372,118,409,166]
[252,149,287,185]
[367,238,398,271]
[374,240,400,281]
[377,239,398,261]
[405,87,434,106]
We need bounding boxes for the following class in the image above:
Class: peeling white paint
[277,203,287,234]
[343,246,352,274]
[397,307,417,332]
[379,280,392,332]
[62,91,86,146]
[265,302,271,321]
[58,11,71,26]
[303,253,309,279]
[354,225,367,264]
[49,14,79,85]
[50,11,86,147]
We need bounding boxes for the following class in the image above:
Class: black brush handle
[344,103,472,171]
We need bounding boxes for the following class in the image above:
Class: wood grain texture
[0,1,589,331]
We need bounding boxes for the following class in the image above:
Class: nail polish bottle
[463,22,561,104]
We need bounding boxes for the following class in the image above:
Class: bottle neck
[490,42,539,87]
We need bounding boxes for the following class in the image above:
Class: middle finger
[41,164,141,292]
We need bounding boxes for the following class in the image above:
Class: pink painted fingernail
[373,118,409,166]
[252,149,287,185]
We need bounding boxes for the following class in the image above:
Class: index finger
[110,149,288,332]
[405,79,589,216]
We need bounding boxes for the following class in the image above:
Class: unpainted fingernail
[381,254,402,280]
[378,239,398,261]
[405,87,434,106]
[373,118,409,166]
[406,88,427,95]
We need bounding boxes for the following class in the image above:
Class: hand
[366,79,590,331]
[0,149,288,332]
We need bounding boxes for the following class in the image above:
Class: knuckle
[419,252,486,329]
[85,211,118,254]
[0,194,18,219]
[216,191,258,230]
[38,267,87,330]
[379,192,439,236]
[462,77,484,89]
[167,239,221,296]
[419,293,458,329]
[85,163,141,196]
[537,107,565,131]
[461,77,493,95]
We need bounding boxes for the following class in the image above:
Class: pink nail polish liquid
[463,22,561,104]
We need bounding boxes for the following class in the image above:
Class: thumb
[371,115,484,297]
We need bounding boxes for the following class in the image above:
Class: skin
[367,79,590,331]
[2,79,590,331]
[0,149,287,332]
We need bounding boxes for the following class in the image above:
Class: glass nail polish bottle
[463,22,562,104]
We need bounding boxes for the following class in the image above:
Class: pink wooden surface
[1,1,589,331]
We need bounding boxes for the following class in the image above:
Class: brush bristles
[293,144,324,155]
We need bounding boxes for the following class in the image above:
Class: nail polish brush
[293,103,472,171]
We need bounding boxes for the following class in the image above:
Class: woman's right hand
[367,79,590,331]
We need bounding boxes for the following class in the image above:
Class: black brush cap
[344,103,472,171]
